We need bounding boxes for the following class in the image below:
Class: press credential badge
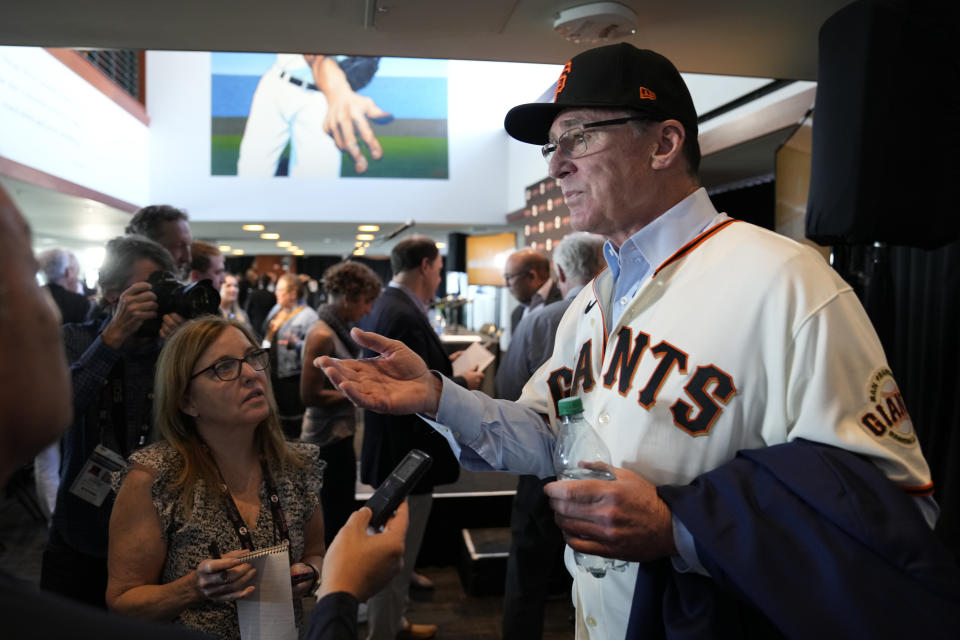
[69,444,129,507]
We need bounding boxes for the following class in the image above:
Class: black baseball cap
[504,43,698,145]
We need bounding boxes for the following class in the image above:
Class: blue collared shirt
[604,188,722,331]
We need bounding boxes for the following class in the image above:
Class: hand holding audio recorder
[364,449,432,530]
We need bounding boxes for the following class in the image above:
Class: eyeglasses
[503,270,530,285]
[541,116,649,163]
[191,349,270,382]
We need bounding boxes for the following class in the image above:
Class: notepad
[235,543,297,640]
[452,341,495,376]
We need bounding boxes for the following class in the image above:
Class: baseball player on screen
[314,44,959,639]
[237,53,389,177]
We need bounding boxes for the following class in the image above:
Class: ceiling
[4,0,847,261]
[3,174,509,258]
[2,0,849,80]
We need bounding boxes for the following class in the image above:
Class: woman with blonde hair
[263,273,319,438]
[106,316,325,639]
[218,273,251,330]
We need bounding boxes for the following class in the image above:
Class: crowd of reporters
[5,201,409,640]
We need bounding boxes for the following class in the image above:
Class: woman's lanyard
[264,304,306,344]
[215,458,290,551]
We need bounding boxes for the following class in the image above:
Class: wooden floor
[1,474,575,640]
[354,566,575,640]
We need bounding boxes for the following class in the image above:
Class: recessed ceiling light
[358,225,380,232]
[353,248,366,256]
[355,241,364,247]
[287,246,300,252]
[260,233,280,240]
[293,250,305,256]
[436,242,447,249]
[218,245,232,252]
[242,224,265,231]
[356,234,375,241]
[232,249,245,255]
[277,241,292,248]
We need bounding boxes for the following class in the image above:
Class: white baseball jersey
[515,217,933,640]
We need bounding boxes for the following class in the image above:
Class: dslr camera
[137,271,221,337]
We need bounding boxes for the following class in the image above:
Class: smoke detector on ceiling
[553,2,638,44]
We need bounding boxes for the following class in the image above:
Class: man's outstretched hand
[316,328,443,417]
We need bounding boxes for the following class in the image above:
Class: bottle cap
[557,396,583,416]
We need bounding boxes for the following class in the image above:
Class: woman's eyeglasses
[191,349,270,382]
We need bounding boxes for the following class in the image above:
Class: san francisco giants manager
[316,44,959,639]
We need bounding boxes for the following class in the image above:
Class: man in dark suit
[503,248,561,333]
[359,236,482,640]
[245,273,277,340]
[38,248,91,324]
[495,233,606,640]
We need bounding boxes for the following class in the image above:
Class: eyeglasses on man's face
[541,116,649,163]
[503,270,530,285]
[191,348,270,382]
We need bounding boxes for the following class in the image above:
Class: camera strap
[94,359,153,456]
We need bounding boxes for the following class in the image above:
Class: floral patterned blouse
[114,441,325,639]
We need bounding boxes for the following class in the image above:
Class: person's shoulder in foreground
[1,570,211,640]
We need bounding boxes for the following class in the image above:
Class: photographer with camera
[41,235,219,608]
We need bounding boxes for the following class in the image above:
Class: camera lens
[180,280,221,318]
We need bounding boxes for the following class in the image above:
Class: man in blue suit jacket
[359,236,482,640]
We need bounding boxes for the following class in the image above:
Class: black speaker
[447,232,467,273]
[806,0,960,249]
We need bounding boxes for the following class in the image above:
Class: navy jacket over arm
[627,439,960,639]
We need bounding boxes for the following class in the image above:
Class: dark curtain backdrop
[224,255,255,275]
[709,181,775,231]
[832,241,960,560]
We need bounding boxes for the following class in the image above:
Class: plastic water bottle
[553,396,628,578]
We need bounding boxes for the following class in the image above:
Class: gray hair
[36,248,78,285]
[98,235,176,300]
[553,232,606,285]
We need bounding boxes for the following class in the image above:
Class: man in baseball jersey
[237,54,389,177]
[316,44,957,638]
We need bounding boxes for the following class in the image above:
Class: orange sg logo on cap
[554,61,572,101]
[638,87,656,100]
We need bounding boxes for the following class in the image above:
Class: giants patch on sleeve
[858,368,917,446]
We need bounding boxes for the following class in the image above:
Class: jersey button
[586,616,598,627]
[598,413,610,425]
[619,296,629,305]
